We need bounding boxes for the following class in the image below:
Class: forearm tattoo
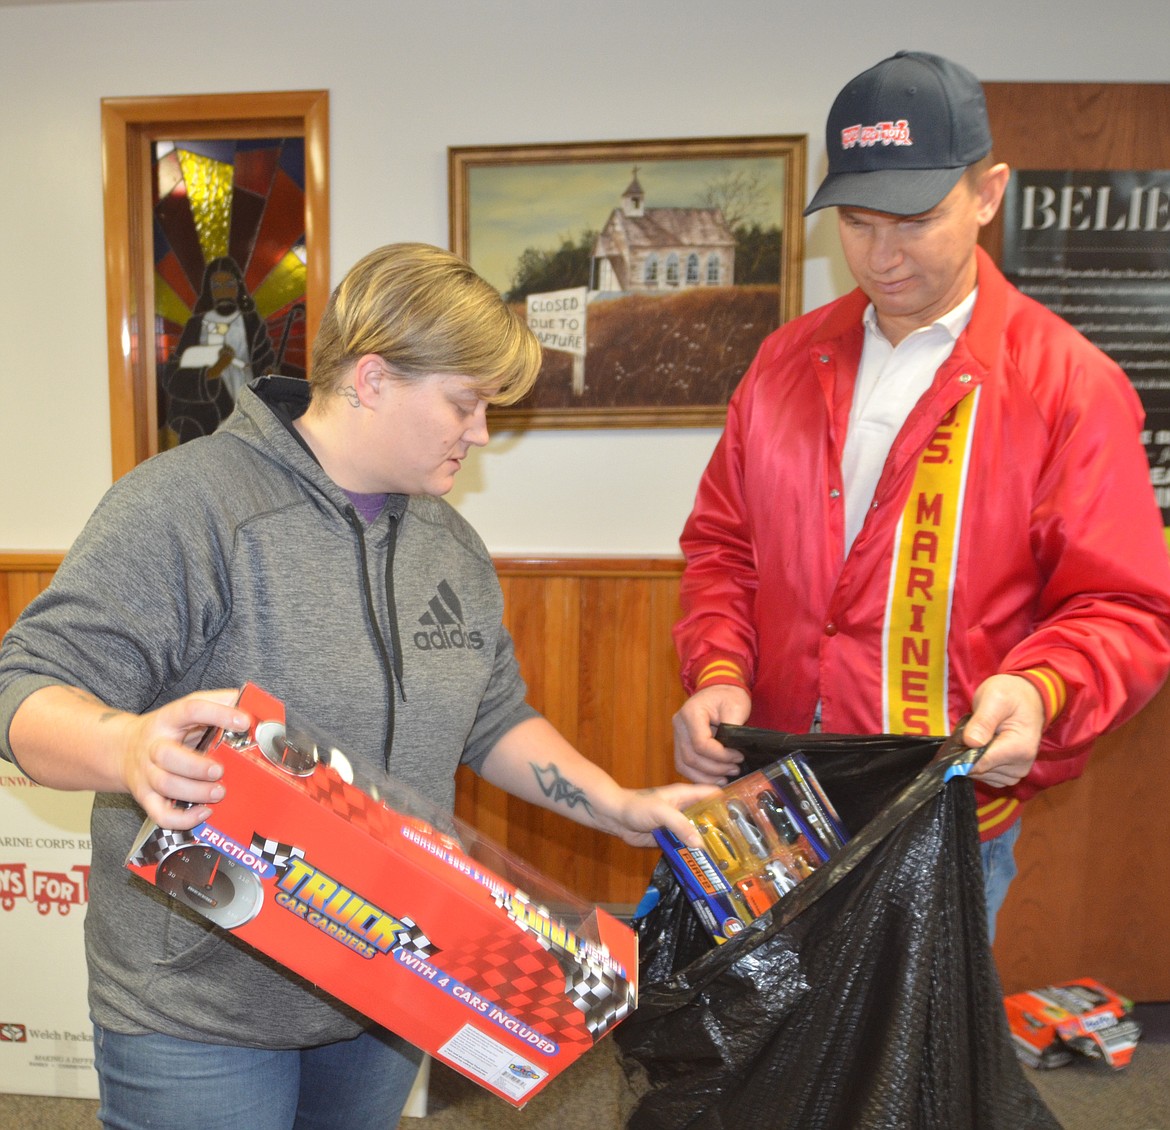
[62,685,118,724]
[531,762,594,817]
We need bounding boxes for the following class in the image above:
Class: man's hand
[963,674,1046,789]
[672,684,752,784]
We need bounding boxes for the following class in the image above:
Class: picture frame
[449,135,806,428]
[101,91,329,478]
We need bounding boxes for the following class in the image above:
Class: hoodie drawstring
[346,507,406,768]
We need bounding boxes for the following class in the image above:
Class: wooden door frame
[101,91,329,479]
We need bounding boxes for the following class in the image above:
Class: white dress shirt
[841,290,977,555]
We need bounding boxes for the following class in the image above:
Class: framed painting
[101,91,329,478]
[449,135,805,428]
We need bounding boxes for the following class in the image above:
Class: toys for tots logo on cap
[841,120,913,149]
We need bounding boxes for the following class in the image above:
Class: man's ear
[350,353,389,409]
[976,162,1011,227]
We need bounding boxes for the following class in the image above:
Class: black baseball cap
[805,51,993,217]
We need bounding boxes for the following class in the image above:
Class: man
[671,51,1170,935]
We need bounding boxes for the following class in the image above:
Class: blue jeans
[93,1024,423,1130]
[980,818,1021,944]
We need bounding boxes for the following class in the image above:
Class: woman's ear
[350,354,389,408]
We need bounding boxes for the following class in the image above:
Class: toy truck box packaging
[1004,979,1142,1070]
[125,683,637,1108]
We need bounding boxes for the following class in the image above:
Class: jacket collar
[964,246,1008,373]
[814,244,1008,371]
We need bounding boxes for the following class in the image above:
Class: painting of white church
[452,137,803,422]
[591,171,736,294]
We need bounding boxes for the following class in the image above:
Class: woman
[0,243,711,1129]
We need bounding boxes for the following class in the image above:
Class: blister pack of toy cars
[652,753,849,942]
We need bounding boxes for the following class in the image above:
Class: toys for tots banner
[0,772,96,1098]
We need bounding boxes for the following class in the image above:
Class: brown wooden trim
[0,553,65,571]
[101,90,330,480]
[0,555,62,634]
[0,553,680,576]
[494,555,684,578]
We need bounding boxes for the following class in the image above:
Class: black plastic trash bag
[616,727,1061,1130]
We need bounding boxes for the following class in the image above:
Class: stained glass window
[152,137,308,447]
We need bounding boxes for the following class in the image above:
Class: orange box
[125,683,637,1107]
[1003,979,1141,1070]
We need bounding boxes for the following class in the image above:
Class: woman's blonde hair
[310,243,541,405]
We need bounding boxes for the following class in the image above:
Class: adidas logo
[413,580,485,652]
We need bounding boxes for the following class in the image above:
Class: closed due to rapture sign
[526,286,588,395]
[526,287,587,355]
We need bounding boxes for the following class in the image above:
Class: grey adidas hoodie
[0,376,536,1046]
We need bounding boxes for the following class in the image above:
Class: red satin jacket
[676,249,1170,833]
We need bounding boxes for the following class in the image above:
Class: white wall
[1,0,1165,554]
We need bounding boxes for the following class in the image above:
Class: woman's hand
[10,685,250,829]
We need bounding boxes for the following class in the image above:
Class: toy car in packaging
[1003,979,1142,1069]
[125,683,637,1108]
[652,755,848,943]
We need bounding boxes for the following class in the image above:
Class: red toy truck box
[125,683,637,1108]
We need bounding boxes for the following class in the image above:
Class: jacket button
[829,488,841,499]
[825,622,838,636]
[959,373,973,383]
[818,354,830,363]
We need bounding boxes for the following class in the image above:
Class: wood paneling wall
[3,552,1168,998]
[978,80,1170,1001]
[457,558,686,908]
[0,553,681,908]
[0,554,61,629]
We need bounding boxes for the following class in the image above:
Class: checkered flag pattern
[562,958,634,1038]
[249,832,305,872]
[394,917,440,960]
[434,931,596,1054]
[511,892,635,1039]
[303,768,397,840]
[128,826,196,867]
